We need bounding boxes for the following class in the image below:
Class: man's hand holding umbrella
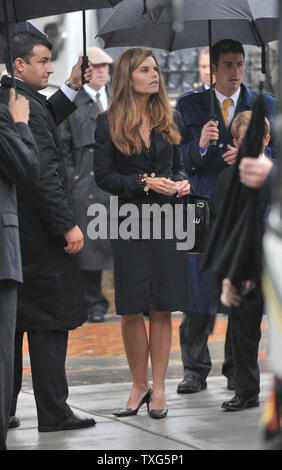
[239,155,274,189]
[199,120,219,150]
[66,55,93,90]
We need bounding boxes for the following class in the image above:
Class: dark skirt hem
[115,305,189,316]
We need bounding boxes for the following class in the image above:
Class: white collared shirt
[215,87,241,127]
[83,84,108,110]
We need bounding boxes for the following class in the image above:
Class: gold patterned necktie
[221,99,233,128]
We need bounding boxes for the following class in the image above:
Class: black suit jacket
[0,103,39,282]
[94,112,188,206]
[0,76,86,332]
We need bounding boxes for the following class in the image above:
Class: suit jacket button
[74,175,79,180]
[90,171,94,176]
[88,194,94,200]
[151,172,155,177]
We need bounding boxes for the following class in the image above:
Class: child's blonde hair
[231,110,270,140]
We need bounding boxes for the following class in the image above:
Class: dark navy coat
[176,83,277,206]
[176,83,277,313]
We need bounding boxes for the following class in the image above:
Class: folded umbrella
[201,80,267,286]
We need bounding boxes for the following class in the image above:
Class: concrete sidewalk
[6,373,272,451]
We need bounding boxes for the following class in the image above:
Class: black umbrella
[0,21,47,63]
[201,79,267,286]
[0,0,122,85]
[0,0,122,21]
[97,0,278,119]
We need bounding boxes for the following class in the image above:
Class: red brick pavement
[22,316,267,359]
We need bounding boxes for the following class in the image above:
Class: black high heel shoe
[148,408,168,419]
[113,389,151,417]
[148,392,168,419]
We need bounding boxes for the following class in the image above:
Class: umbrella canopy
[0,21,47,64]
[201,81,267,286]
[0,0,122,87]
[97,0,278,51]
[97,0,278,135]
[0,0,122,22]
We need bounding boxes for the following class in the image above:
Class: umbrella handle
[208,20,216,147]
[81,55,89,84]
[209,114,217,147]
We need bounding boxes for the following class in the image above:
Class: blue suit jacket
[176,84,277,206]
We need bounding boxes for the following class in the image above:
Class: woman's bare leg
[121,313,150,408]
[149,310,172,410]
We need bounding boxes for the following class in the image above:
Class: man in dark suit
[176,39,277,394]
[0,32,95,433]
[0,89,40,450]
[192,47,214,93]
[60,47,113,323]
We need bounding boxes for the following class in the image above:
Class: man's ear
[233,138,239,148]
[264,134,271,146]
[14,57,25,73]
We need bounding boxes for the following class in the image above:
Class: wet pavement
[7,270,272,451]
[7,308,271,451]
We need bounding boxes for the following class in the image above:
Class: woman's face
[130,55,159,96]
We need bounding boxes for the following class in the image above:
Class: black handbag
[186,193,216,254]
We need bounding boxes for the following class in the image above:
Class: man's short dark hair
[5,32,53,73]
[212,39,245,66]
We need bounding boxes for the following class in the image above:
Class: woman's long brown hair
[107,47,181,156]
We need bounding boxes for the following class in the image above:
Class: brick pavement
[22,315,267,359]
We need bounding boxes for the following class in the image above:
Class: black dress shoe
[177,375,207,394]
[9,416,20,429]
[113,389,151,417]
[221,394,259,412]
[38,414,96,432]
[88,312,105,323]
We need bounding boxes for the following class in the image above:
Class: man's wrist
[64,80,80,92]
[199,143,209,152]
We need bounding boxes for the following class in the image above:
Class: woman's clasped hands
[146,176,190,197]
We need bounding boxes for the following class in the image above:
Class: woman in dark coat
[94,47,190,419]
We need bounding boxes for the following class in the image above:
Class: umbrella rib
[102,32,115,49]
[249,21,266,73]
[11,0,18,22]
[249,20,262,47]
[168,29,176,52]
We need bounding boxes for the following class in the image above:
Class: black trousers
[179,312,216,380]
[224,286,264,398]
[11,329,73,427]
[81,270,109,316]
[0,280,17,450]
